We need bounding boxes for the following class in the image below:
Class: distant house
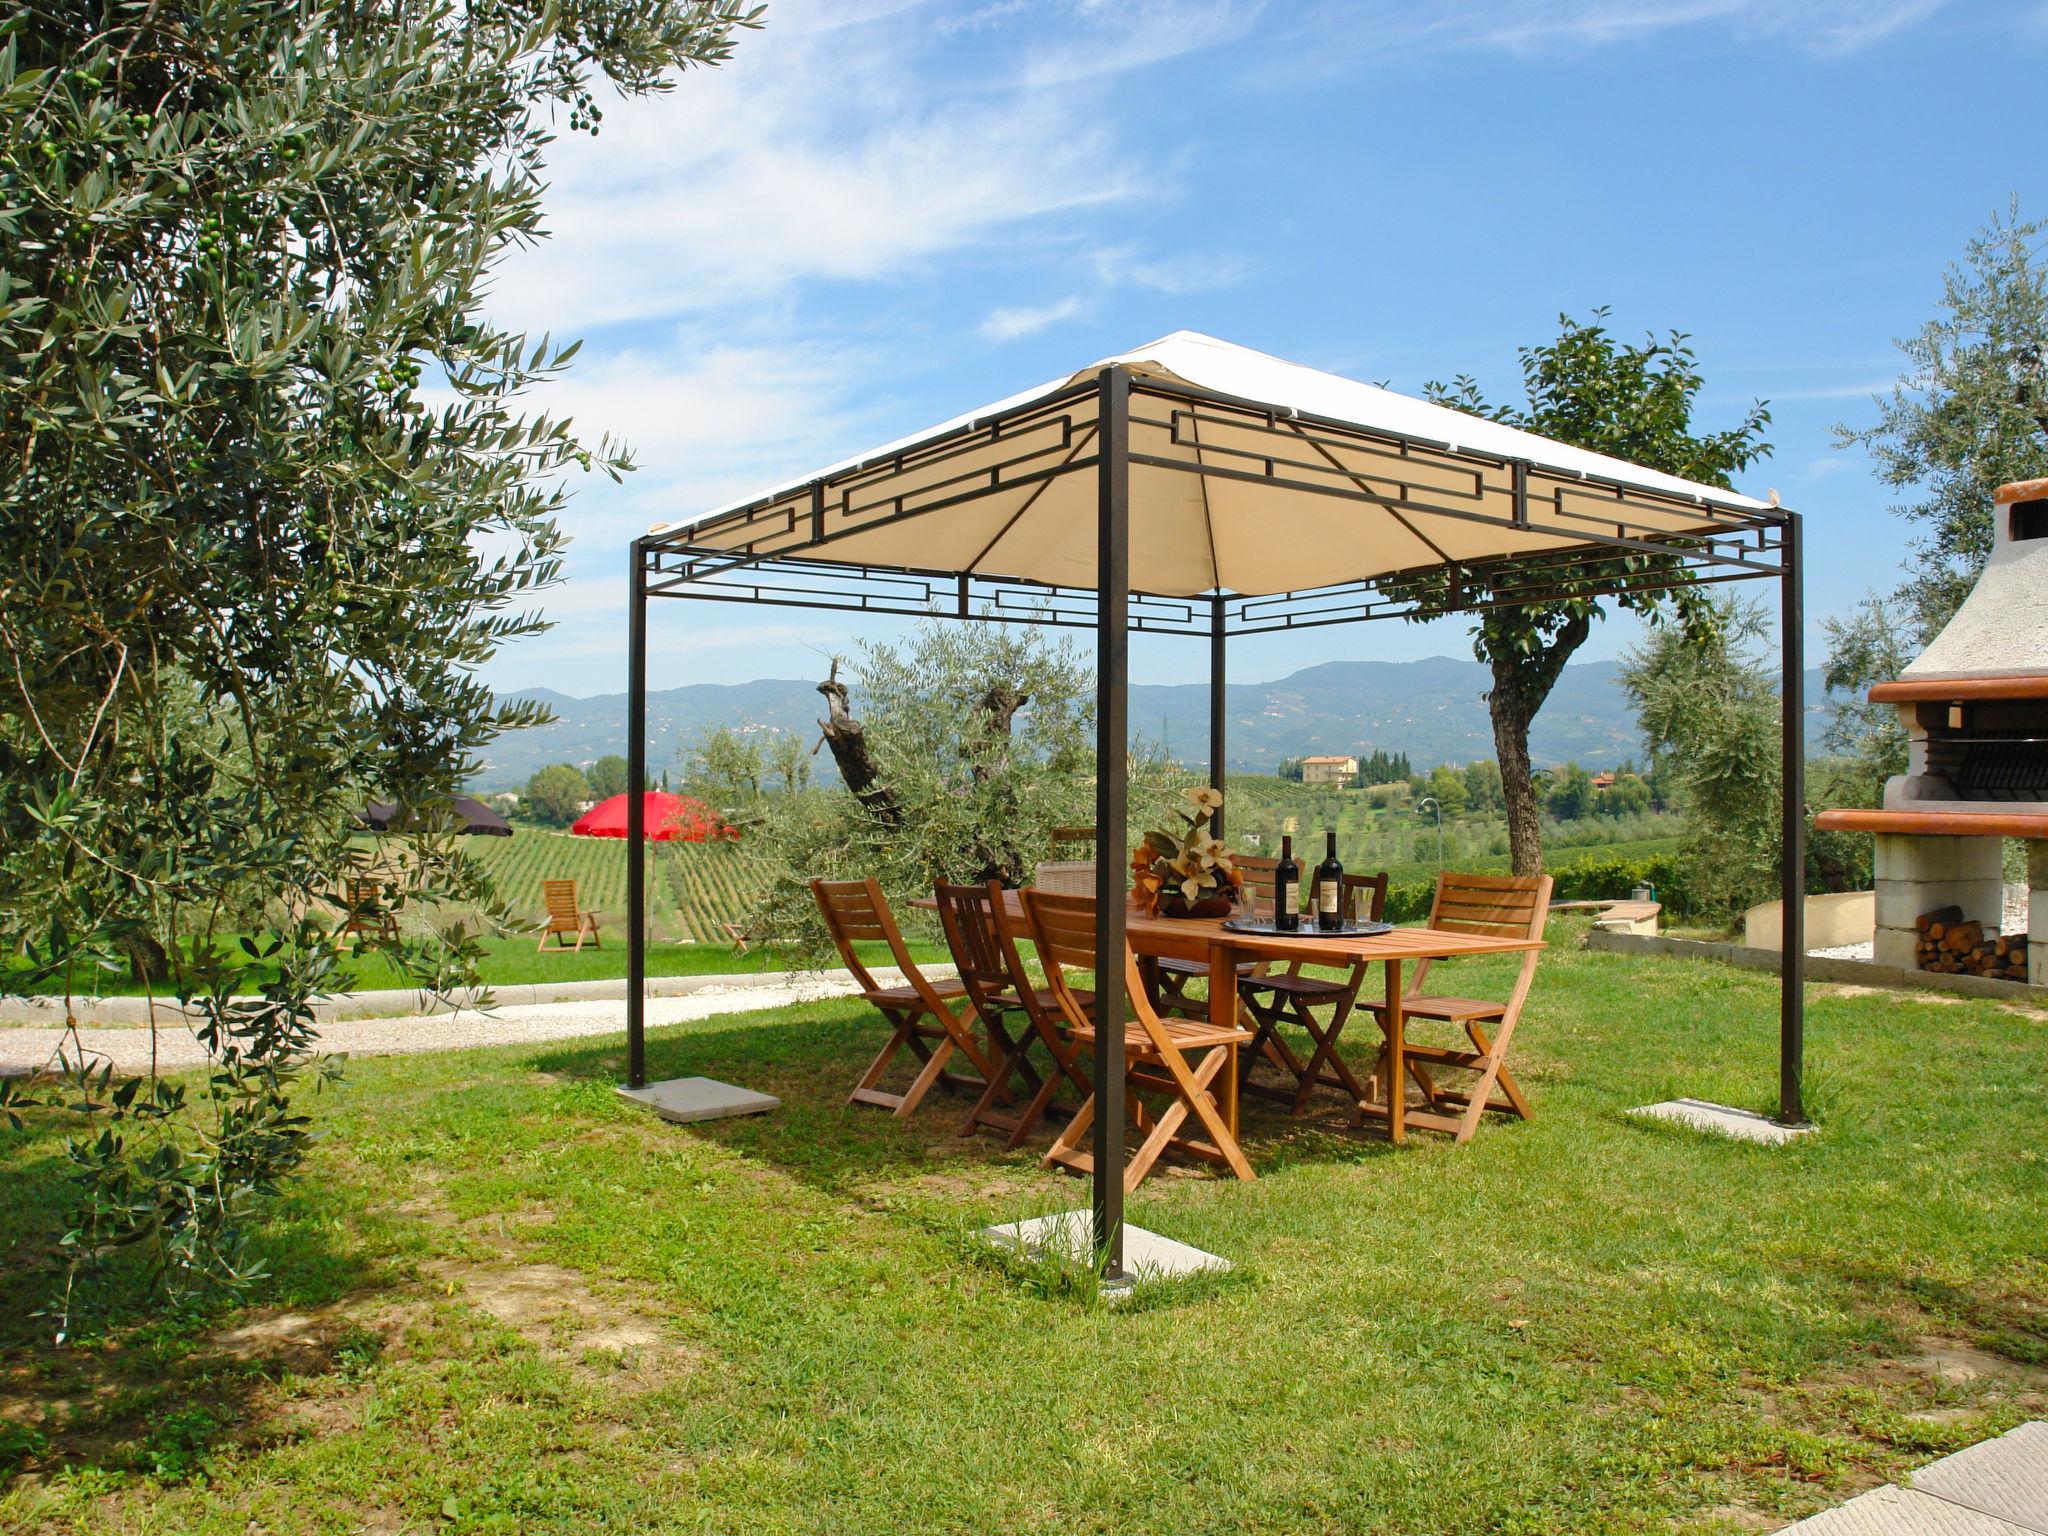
[1591,771,1616,790]
[1300,754,1359,787]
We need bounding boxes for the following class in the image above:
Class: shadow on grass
[0,1117,392,1488]
[524,998,1402,1209]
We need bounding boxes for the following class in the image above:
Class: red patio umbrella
[569,791,730,946]
[569,791,727,842]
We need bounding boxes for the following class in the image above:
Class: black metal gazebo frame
[622,363,1807,1278]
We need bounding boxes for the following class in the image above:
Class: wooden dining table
[927,890,1545,1144]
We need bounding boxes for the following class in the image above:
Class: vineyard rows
[463,830,770,942]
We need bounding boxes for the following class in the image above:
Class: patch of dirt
[1819,984,1973,1006]
[213,1310,352,1375]
[1901,1336,2048,1388]
[279,1380,372,1436]
[427,1260,697,1387]
[1684,1503,1779,1532]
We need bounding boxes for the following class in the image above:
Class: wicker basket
[1032,860,1097,896]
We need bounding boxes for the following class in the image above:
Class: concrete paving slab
[1628,1097,1817,1145]
[1782,1484,2038,1535]
[985,1209,1229,1298]
[1910,1422,2048,1533]
[616,1076,779,1125]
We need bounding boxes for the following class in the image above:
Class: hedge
[1381,851,1699,923]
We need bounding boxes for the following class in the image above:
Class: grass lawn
[3,932,2044,1532]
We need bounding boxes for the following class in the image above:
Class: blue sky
[478,0,2046,697]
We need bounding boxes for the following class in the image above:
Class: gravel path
[0,973,863,1078]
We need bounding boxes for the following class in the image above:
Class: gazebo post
[1209,592,1227,838]
[626,539,649,1091]
[1093,366,1131,1278]
[1777,512,1806,1126]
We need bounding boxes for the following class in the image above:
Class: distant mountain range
[474,657,1832,789]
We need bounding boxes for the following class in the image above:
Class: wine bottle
[1274,835,1300,931]
[1315,830,1345,932]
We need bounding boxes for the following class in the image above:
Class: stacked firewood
[1914,906,2030,979]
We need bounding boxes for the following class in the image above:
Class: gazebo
[621,332,1807,1274]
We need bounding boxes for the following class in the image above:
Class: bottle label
[1319,881,1339,916]
[1277,876,1296,921]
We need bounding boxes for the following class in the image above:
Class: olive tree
[748,619,1186,949]
[1836,202,2048,638]
[1412,312,1771,874]
[0,0,757,1321]
[1825,204,2048,796]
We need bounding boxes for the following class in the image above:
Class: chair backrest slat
[1343,871,1390,923]
[810,876,917,994]
[1021,888,1096,973]
[1427,870,1549,940]
[1048,826,1096,858]
[934,882,1015,1014]
[1233,854,1282,912]
[542,879,580,927]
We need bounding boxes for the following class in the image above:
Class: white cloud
[485,0,1258,337]
[1090,244,1250,295]
[1274,0,1947,66]
[1766,378,1897,401]
[979,295,1090,341]
[1018,0,1269,87]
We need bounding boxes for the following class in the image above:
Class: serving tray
[1219,918,1393,938]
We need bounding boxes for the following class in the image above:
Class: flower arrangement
[1130,786,1244,917]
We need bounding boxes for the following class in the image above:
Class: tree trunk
[1484,612,1592,876]
[815,662,898,827]
[1489,682,1543,877]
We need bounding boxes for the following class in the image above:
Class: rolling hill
[473,657,1832,788]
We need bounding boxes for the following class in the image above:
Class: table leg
[1385,958,1405,1146]
[1210,937,1240,1137]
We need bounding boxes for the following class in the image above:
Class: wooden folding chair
[1048,826,1096,858]
[1358,870,1552,1142]
[1237,871,1389,1114]
[537,878,602,952]
[1148,855,1280,1021]
[934,881,1091,1146]
[1024,890,1256,1192]
[812,877,998,1119]
[337,877,398,943]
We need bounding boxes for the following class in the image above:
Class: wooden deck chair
[1024,890,1256,1192]
[934,881,1091,1146]
[812,877,998,1119]
[1237,871,1389,1114]
[1148,854,1280,1021]
[537,878,602,952]
[1048,826,1096,858]
[338,877,398,943]
[1358,870,1552,1142]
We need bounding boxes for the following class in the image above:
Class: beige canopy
[650,330,1774,599]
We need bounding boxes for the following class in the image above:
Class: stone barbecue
[1815,478,2048,986]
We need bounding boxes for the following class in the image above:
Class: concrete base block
[616,1076,779,1124]
[1875,926,1922,970]
[1783,1483,2034,1534]
[1628,1098,1816,1145]
[984,1210,1230,1298]
[1909,1420,2048,1532]
[1875,877,2005,932]
[1875,833,2005,884]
